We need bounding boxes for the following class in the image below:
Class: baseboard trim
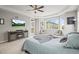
[0,40,8,44]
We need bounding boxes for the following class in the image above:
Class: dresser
[8,30,28,42]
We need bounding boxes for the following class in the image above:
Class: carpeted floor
[0,38,26,54]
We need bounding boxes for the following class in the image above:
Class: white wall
[37,11,77,35]
[62,11,77,35]
[0,8,30,43]
[77,8,79,32]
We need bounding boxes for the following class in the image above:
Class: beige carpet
[0,38,26,54]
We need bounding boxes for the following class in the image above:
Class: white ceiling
[0,5,78,18]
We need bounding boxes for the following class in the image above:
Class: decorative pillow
[64,34,79,49]
[67,32,79,37]
[62,32,79,43]
[68,32,79,35]
[33,34,53,43]
[60,37,67,43]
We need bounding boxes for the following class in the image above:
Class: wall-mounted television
[12,19,25,26]
[67,17,75,24]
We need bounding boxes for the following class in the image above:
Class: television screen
[12,19,25,26]
[67,17,75,24]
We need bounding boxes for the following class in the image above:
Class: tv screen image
[67,17,75,24]
[12,19,25,26]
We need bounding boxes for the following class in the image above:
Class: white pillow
[34,34,53,40]
[33,34,53,43]
[64,34,79,49]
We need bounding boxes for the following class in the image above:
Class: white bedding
[22,37,79,54]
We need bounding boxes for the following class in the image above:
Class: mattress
[22,37,79,54]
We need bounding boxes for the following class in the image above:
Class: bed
[22,34,79,54]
